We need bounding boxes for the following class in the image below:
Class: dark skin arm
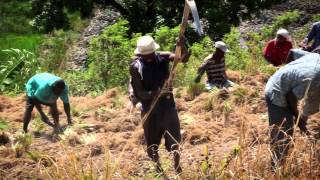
[64,103,72,125]
[168,36,190,63]
[286,91,309,134]
[33,100,55,127]
[286,91,299,117]
[194,55,211,83]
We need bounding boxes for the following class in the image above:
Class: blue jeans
[266,95,294,168]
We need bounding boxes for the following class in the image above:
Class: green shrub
[87,19,136,93]
[174,36,213,87]
[38,30,78,73]
[32,0,69,32]
[223,27,251,71]
[154,26,179,51]
[0,49,41,93]
[0,0,35,34]
[0,119,9,131]
[261,11,300,39]
[244,32,269,74]
[187,82,205,99]
[0,34,42,63]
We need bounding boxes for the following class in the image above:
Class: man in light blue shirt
[23,73,72,133]
[265,49,320,169]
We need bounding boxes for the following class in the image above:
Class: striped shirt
[197,54,226,84]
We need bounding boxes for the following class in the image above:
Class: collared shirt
[306,21,320,51]
[265,53,320,116]
[263,39,293,66]
[25,73,69,104]
[197,54,226,85]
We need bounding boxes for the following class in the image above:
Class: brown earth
[0,71,320,179]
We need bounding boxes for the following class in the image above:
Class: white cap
[134,35,160,55]
[276,28,290,40]
[215,41,229,53]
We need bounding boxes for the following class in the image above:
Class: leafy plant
[187,82,205,100]
[86,19,136,93]
[32,115,46,135]
[37,30,79,73]
[261,10,300,39]
[223,27,251,71]
[0,48,41,93]
[12,133,32,157]
[0,119,9,131]
[0,0,36,34]
[232,86,249,104]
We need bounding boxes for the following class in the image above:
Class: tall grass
[0,49,41,93]
[0,34,42,61]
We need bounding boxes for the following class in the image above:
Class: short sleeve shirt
[265,53,320,115]
[25,73,69,104]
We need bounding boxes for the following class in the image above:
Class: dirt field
[0,71,320,179]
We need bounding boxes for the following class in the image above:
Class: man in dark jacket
[130,35,189,173]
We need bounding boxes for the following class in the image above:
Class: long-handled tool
[142,0,203,126]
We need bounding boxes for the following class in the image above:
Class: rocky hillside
[67,8,120,70]
[239,0,320,34]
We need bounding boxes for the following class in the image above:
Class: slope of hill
[0,71,319,179]
[1,0,320,179]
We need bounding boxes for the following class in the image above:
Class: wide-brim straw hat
[215,41,229,53]
[134,35,160,55]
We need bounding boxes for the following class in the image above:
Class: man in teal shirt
[23,73,72,133]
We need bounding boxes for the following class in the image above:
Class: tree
[31,0,287,37]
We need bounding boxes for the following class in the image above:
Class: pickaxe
[142,0,203,126]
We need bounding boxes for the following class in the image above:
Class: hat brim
[216,47,229,53]
[277,34,290,40]
[134,43,160,55]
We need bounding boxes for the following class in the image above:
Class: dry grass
[0,77,319,179]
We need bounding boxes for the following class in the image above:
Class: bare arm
[286,90,299,117]
[287,91,309,134]
[167,36,190,63]
[33,99,55,127]
[63,103,72,124]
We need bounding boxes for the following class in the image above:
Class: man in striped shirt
[194,41,234,90]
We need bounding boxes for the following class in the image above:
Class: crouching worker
[194,41,234,90]
[265,48,320,170]
[23,73,72,133]
[130,35,189,174]
[263,28,293,66]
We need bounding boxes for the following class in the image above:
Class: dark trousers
[142,97,181,162]
[266,96,294,168]
[23,96,58,132]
